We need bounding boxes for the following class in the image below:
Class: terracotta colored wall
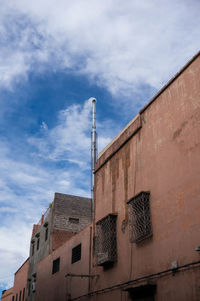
[35,225,92,301]
[91,54,200,300]
[1,288,13,301]
[13,259,29,301]
[51,229,74,251]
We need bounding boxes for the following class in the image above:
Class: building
[1,288,13,301]
[1,50,200,301]
[27,193,91,301]
[13,259,29,301]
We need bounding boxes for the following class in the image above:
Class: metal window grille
[72,244,81,264]
[127,191,152,243]
[52,257,60,274]
[96,214,117,266]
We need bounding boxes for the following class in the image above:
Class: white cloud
[0,0,199,96]
[0,99,114,287]
[28,98,112,167]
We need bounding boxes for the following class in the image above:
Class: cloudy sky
[0,0,199,294]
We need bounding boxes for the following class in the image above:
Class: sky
[0,0,200,294]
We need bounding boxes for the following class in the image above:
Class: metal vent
[96,214,117,266]
[127,191,152,243]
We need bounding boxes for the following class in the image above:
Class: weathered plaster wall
[91,54,200,300]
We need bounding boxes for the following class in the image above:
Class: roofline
[14,257,29,275]
[96,50,200,168]
[54,192,91,200]
[140,50,200,114]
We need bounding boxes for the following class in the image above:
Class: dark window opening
[52,257,60,274]
[37,238,40,250]
[19,290,22,301]
[22,288,25,301]
[31,243,35,256]
[28,282,31,296]
[16,294,18,301]
[12,296,15,301]
[69,217,79,224]
[71,244,81,264]
[127,191,152,243]
[45,227,48,241]
[127,284,156,301]
[96,214,117,266]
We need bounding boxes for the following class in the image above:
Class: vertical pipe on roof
[91,97,97,220]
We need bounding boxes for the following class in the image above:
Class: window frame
[52,257,60,274]
[71,243,82,264]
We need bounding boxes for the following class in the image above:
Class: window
[69,217,79,224]
[31,243,35,256]
[22,288,25,301]
[16,294,18,301]
[127,191,152,243]
[12,296,15,301]
[28,281,31,296]
[37,238,40,250]
[52,257,60,274]
[126,283,156,301]
[71,244,81,264]
[19,290,22,301]
[45,227,48,241]
[96,214,117,266]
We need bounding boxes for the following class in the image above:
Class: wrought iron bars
[127,191,152,243]
[96,214,117,266]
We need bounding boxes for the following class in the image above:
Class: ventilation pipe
[90,97,97,219]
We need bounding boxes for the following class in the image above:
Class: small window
[45,227,48,241]
[69,217,79,224]
[19,290,22,301]
[28,281,31,296]
[71,244,81,264]
[127,191,152,243]
[31,243,35,256]
[22,288,25,301]
[52,257,60,274]
[37,238,40,250]
[96,214,117,266]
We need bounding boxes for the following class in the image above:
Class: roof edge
[140,50,200,114]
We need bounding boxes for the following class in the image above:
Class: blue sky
[0,0,200,295]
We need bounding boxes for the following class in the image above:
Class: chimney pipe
[91,97,97,219]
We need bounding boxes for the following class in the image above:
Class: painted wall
[13,259,29,301]
[1,288,13,301]
[89,54,200,300]
[35,225,92,301]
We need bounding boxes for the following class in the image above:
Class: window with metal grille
[52,257,60,274]
[96,214,117,266]
[127,191,152,243]
[71,244,81,264]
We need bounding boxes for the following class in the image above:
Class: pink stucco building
[1,50,200,301]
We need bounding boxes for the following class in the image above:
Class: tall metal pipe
[91,97,97,219]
